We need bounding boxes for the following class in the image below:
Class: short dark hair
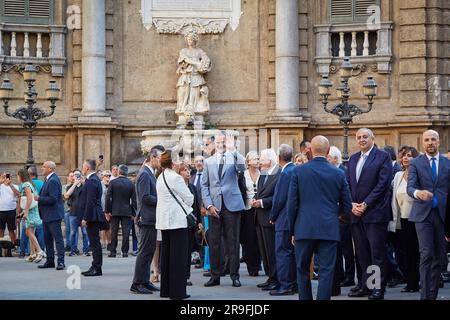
[118,164,128,176]
[300,139,311,149]
[145,145,165,162]
[85,159,96,171]
[400,146,420,159]
[383,145,397,161]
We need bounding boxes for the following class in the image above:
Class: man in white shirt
[0,173,19,250]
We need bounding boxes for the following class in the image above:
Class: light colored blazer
[389,170,414,232]
[155,169,194,230]
[201,151,246,213]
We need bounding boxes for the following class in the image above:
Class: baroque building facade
[0,0,448,174]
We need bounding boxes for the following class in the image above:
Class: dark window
[0,0,54,24]
[330,0,380,24]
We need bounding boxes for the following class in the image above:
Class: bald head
[422,130,440,156]
[311,136,330,158]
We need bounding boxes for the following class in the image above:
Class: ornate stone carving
[329,64,378,76]
[140,0,242,34]
[153,18,228,34]
[1,63,52,75]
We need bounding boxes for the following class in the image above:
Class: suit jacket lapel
[435,155,445,186]
[420,155,434,184]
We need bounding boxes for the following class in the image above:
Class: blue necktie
[431,157,438,208]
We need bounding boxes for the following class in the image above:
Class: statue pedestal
[141,128,239,157]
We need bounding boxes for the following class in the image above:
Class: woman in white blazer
[390,146,420,293]
[156,150,194,300]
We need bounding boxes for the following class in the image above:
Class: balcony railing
[0,23,66,76]
[314,22,393,75]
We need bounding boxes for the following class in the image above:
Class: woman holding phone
[17,169,44,263]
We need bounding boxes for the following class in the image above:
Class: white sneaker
[34,251,44,263]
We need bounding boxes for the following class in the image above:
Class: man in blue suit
[407,130,450,300]
[346,128,392,300]
[269,144,297,296]
[287,136,352,300]
[35,161,65,270]
[201,131,246,288]
[80,159,107,277]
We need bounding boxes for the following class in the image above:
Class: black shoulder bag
[162,171,197,229]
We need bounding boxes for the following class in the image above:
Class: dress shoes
[130,284,152,294]
[331,287,341,297]
[108,253,116,258]
[204,278,220,287]
[269,289,295,296]
[194,263,203,269]
[122,253,128,258]
[232,279,241,287]
[340,278,356,287]
[401,286,419,293]
[82,268,102,276]
[143,283,160,292]
[262,283,280,291]
[203,272,212,277]
[349,284,362,293]
[56,263,66,270]
[348,288,372,298]
[171,295,191,300]
[38,261,55,269]
[368,289,385,300]
[442,272,450,283]
[257,280,271,288]
[186,281,193,286]
[249,272,259,277]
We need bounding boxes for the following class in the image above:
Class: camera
[74,173,81,180]
[99,154,104,160]
[5,173,10,180]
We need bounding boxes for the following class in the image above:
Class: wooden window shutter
[1,0,54,24]
[354,0,380,22]
[330,0,353,23]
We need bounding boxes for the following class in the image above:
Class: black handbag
[162,171,197,229]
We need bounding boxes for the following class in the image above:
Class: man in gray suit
[201,131,246,288]
[130,146,164,294]
[407,130,450,300]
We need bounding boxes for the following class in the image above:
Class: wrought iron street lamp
[1,64,60,167]
[318,57,377,163]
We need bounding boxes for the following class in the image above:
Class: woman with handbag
[17,169,44,263]
[156,150,194,300]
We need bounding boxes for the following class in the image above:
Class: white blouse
[244,169,260,210]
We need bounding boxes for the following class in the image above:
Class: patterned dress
[21,182,42,228]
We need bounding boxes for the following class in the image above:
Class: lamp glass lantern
[46,80,60,101]
[23,64,38,82]
[336,80,346,99]
[0,79,13,100]
[318,75,333,97]
[363,75,378,97]
[340,57,353,81]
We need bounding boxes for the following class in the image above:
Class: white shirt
[356,145,374,182]
[0,184,18,211]
[46,172,55,181]
[259,164,278,208]
[145,164,156,176]
[87,172,95,180]
[244,169,260,210]
[193,171,203,186]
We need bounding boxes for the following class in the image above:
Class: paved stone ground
[1,252,449,300]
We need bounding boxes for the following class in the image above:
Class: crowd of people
[0,128,450,300]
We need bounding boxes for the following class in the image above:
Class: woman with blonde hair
[294,153,308,166]
[17,168,44,263]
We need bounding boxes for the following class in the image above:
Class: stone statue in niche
[175,29,211,128]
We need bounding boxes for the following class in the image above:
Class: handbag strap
[162,171,189,217]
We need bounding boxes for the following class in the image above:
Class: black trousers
[161,228,188,299]
[86,222,102,270]
[43,220,65,265]
[110,216,132,254]
[208,205,241,281]
[133,224,156,285]
[240,208,262,275]
[400,218,420,290]
[186,226,196,280]
[256,223,278,283]
[340,222,357,281]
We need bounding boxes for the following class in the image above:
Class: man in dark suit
[105,164,137,258]
[346,128,392,300]
[407,130,450,300]
[269,144,296,296]
[35,161,65,270]
[80,159,106,276]
[288,136,352,300]
[253,148,280,292]
[130,146,163,294]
